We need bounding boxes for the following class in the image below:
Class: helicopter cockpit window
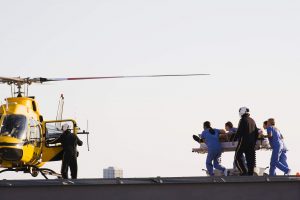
[0,114,27,139]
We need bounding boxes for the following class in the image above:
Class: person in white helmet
[55,123,83,179]
[234,107,259,176]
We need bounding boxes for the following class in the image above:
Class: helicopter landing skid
[0,167,62,179]
[38,168,62,179]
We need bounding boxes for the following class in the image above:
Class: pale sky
[0,0,299,179]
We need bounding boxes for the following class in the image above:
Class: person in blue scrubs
[266,118,291,176]
[200,121,227,176]
[263,120,288,168]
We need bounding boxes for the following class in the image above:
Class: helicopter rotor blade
[32,73,210,83]
[0,77,27,84]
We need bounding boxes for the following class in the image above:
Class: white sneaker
[223,169,228,176]
[286,169,291,176]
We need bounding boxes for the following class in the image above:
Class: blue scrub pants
[269,147,289,176]
[206,150,225,176]
[280,150,288,168]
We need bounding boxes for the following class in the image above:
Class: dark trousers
[235,140,256,176]
[61,153,78,179]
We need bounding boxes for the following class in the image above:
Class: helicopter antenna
[87,120,90,151]
[55,94,64,130]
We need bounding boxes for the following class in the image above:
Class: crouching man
[200,121,227,176]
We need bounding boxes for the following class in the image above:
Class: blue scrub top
[267,126,283,149]
[200,129,221,151]
[229,128,237,133]
[229,127,237,133]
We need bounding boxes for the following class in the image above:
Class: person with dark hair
[225,121,237,141]
[266,118,290,176]
[234,107,259,176]
[263,120,268,129]
[264,119,288,167]
[200,121,227,176]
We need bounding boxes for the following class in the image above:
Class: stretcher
[192,138,271,154]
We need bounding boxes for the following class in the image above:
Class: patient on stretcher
[192,122,270,154]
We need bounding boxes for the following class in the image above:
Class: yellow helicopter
[0,74,208,179]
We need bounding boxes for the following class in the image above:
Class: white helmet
[239,107,249,117]
[62,123,70,131]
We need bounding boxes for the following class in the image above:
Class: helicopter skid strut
[0,167,62,179]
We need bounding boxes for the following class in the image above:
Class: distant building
[103,167,123,178]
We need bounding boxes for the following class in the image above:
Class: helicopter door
[22,118,42,163]
[29,119,42,147]
[41,120,76,162]
[29,119,42,162]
